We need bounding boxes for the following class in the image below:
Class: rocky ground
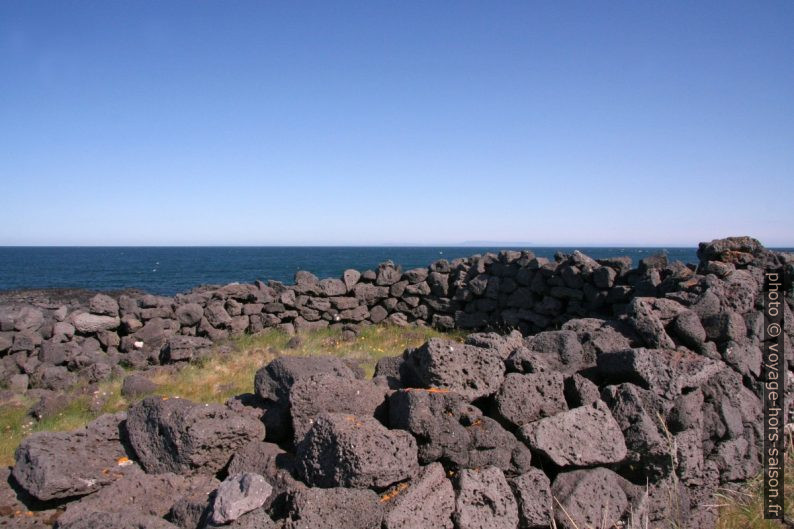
[0,236,791,529]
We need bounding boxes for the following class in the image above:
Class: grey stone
[161,335,213,363]
[56,468,217,526]
[403,338,505,401]
[388,388,531,475]
[175,303,204,326]
[211,472,273,525]
[13,412,132,500]
[254,356,357,403]
[518,401,627,467]
[493,372,568,428]
[597,347,723,398]
[552,468,629,529]
[508,468,552,529]
[454,467,519,529]
[284,487,383,529]
[71,312,120,333]
[126,397,265,475]
[89,293,120,316]
[57,512,179,529]
[289,373,388,443]
[121,374,158,398]
[382,463,454,529]
[296,412,418,489]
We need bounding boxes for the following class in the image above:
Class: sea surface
[0,246,785,297]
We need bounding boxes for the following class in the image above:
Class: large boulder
[126,397,265,475]
[295,413,418,489]
[493,372,567,428]
[388,389,531,475]
[13,413,133,501]
[453,467,519,529]
[284,487,383,529]
[56,468,218,527]
[288,374,388,444]
[381,463,454,529]
[518,401,627,467]
[254,356,357,403]
[89,293,120,317]
[597,347,724,399]
[403,338,505,401]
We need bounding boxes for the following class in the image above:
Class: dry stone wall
[1,236,793,529]
[0,236,792,396]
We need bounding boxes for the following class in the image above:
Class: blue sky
[1,1,792,246]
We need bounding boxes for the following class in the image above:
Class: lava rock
[254,356,357,403]
[518,401,627,467]
[56,468,217,527]
[161,335,213,363]
[508,468,552,529]
[403,338,505,401]
[284,487,383,529]
[71,312,121,333]
[121,374,158,398]
[175,303,204,326]
[89,294,120,317]
[295,412,418,489]
[597,347,723,399]
[552,468,629,529]
[389,388,531,475]
[13,412,132,501]
[381,462,454,529]
[57,512,179,529]
[453,466,519,529]
[493,372,568,428]
[210,473,273,525]
[288,373,388,444]
[126,397,265,476]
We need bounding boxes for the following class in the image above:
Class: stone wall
[0,236,791,394]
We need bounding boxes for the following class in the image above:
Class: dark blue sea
[0,246,787,297]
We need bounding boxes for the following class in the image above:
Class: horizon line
[2,243,793,249]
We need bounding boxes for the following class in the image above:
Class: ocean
[0,246,784,297]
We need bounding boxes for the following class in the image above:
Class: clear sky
[1,1,792,246]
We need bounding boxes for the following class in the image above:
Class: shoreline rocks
[0,235,792,529]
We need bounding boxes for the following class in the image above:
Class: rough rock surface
[381,463,455,529]
[210,473,273,525]
[552,468,630,529]
[126,397,265,475]
[295,413,418,489]
[519,401,627,467]
[2,236,787,529]
[12,413,132,501]
[403,338,505,400]
[453,467,519,529]
[284,487,383,529]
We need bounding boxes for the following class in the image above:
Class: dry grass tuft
[0,324,456,466]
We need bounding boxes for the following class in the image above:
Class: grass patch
[0,324,457,466]
[713,444,794,529]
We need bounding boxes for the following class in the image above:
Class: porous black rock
[126,397,265,476]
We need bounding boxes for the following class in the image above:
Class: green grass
[0,324,458,466]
